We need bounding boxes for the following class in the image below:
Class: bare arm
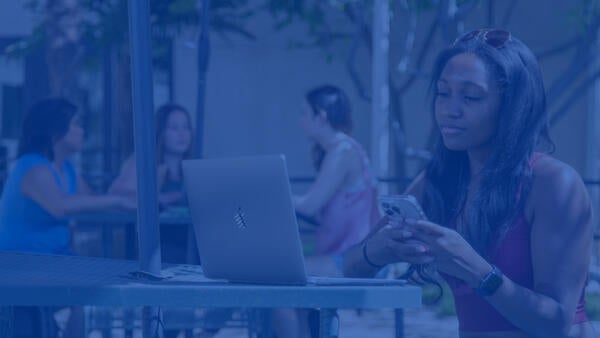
[108,156,137,195]
[343,172,430,277]
[410,160,593,337]
[482,160,593,337]
[77,175,92,195]
[22,165,130,218]
[294,144,354,216]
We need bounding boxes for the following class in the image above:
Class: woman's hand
[364,218,436,266]
[404,218,492,287]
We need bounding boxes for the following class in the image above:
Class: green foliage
[586,292,600,320]
[6,0,256,71]
[422,283,456,318]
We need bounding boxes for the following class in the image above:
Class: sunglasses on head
[452,29,512,48]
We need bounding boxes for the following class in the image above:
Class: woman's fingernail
[416,245,428,252]
[402,230,412,238]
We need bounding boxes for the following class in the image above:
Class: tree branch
[549,68,600,126]
[455,0,480,21]
[501,0,518,27]
[536,37,581,60]
[342,1,372,55]
[397,18,439,95]
[346,28,371,101]
[396,0,418,75]
[545,14,600,107]
[342,1,372,101]
[487,0,495,27]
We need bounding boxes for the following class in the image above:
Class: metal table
[0,251,421,337]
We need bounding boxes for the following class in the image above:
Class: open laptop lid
[182,155,307,285]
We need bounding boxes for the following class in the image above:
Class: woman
[281,85,381,338]
[0,98,134,254]
[109,103,193,209]
[294,84,380,256]
[0,98,134,338]
[109,103,202,337]
[343,29,595,337]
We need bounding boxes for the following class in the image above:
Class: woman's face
[434,53,502,153]
[163,110,192,156]
[55,115,84,153]
[301,101,324,140]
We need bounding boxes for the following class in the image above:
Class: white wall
[174,12,371,181]
[0,0,35,37]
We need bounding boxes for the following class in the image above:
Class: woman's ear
[317,109,329,125]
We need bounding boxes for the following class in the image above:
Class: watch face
[476,265,503,296]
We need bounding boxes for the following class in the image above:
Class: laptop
[182,155,405,286]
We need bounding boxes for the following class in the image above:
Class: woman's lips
[440,126,465,135]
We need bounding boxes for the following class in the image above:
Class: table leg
[248,309,272,338]
[394,309,404,338]
[102,223,112,258]
[125,223,137,259]
[0,307,12,338]
[319,308,339,338]
[185,225,197,264]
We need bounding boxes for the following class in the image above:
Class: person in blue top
[0,98,135,255]
[0,98,135,338]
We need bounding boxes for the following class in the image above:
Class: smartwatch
[474,264,503,297]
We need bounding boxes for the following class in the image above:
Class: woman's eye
[436,91,449,97]
[464,96,482,102]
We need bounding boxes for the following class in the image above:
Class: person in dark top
[110,103,192,210]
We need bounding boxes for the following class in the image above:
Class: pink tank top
[443,153,589,332]
[315,139,381,255]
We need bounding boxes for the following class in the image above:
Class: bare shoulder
[21,164,56,193]
[326,139,359,167]
[529,155,590,228]
[531,155,585,196]
[22,164,54,182]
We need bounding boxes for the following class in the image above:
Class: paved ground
[86,307,460,338]
[82,306,600,338]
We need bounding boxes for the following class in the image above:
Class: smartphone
[378,194,427,222]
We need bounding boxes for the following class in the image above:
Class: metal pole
[102,48,114,190]
[195,0,211,158]
[588,31,600,264]
[371,0,391,194]
[127,0,163,337]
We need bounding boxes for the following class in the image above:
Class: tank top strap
[516,152,545,203]
[342,137,375,188]
[529,152,544,168]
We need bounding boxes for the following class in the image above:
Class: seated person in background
[0,98,134,338]
[293,84,380,260]
[110,103,204,338]
[109,103,192,210]
[110,103,194,264]
[0,97,134,255]
[277,85,381,338]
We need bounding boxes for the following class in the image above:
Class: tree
[263,0,600,182]
[5,0,257,188]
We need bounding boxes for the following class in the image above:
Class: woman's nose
[439,98,463,118]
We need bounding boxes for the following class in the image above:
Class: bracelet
[362,240,384,269]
